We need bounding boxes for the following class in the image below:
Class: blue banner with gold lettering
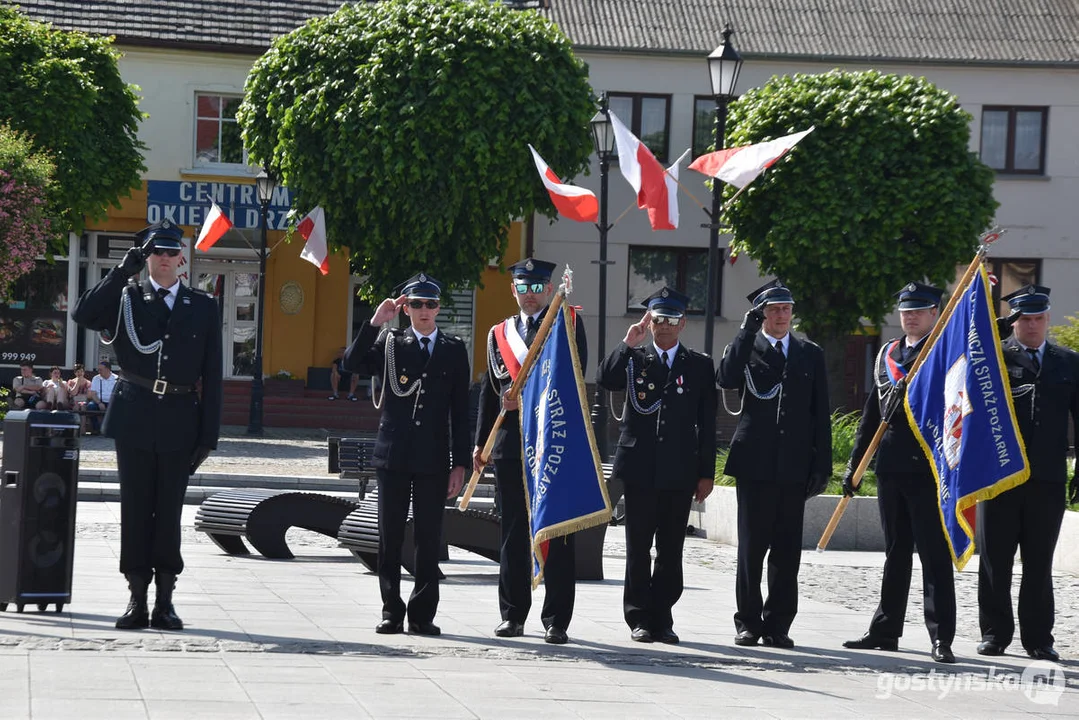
[520,304,611,587]
[905,265,1029,569]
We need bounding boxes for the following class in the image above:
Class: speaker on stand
[0,410,81,613]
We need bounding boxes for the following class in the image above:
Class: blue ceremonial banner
[520,304,612,587]
[905,264,1029,569]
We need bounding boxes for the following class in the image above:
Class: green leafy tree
[724,70,998,409]
[0,125,56,300]
[1050,316,1079,353]
[0,6,145,246]
[238,0,595,297]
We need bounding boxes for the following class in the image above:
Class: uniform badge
[400,375,409,384]
[677,387,684,394]
[525,259,534,271]
[647,383,655,390]
[637,392,646,400]
[1008,367,1023,379]
[636,377,644,385]
[419,272,427,282]
[182,296,191,305]
[676,375,684,393]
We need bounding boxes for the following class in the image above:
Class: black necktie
[420,336,431,363]
[525,316,537,347]
[156,287,171,311]
[661,351,669,368]
[1027,347,1040,373]
[774,340,784,358]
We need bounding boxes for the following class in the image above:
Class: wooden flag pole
[816,245,990,551]
[459,269,573,509]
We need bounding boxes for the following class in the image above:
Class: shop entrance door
[192,264,260,379]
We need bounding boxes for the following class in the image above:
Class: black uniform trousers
[623,483,694,631]
[734,479,804,636]
[376,468,448,624]
[115,439,190,581]
[494,458,575,629]
[977,481,1066,651]
[868,472,956,644]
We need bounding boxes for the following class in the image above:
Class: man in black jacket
[345,273,470,636]
[842,282,957,664]
[72,220,222,631]
[977,285,1079,662]
[717,279,830,649]
[472,258,586,644]
[597,287,716,644]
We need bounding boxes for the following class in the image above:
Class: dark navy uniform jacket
[597,342,717,492]
[71,271,223,453]
[345,322,470,475]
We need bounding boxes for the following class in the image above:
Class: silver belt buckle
[152,379,168,395]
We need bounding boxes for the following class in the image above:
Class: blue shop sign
[146,180,295,230]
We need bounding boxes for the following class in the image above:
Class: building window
[980,107,1047,174]
[608,93,671,162]
[195,93,247,166]
[987,258,1041,318]
[692,96,715,158]
[627,246,721,315]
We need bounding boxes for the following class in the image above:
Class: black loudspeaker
[0,410,81,613]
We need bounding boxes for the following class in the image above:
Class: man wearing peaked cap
[842,281,958,664]
[597,286,717,644]
[717,279,830,650]
[72,219,222,632]
[344,272,471,637]
[977,284,1078,663]
[473,257,587,644]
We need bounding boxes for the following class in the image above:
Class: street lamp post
[247,169,277,436]
[702,24,744,357]
[589,95,616,460]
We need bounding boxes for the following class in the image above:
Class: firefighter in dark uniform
[717,279,830,649]
[597,287,717,645]
[977,285,1079,662]
[842,282,957,664]
[71,220,223,631]
[472,258,587,644]
[344,274,470,636]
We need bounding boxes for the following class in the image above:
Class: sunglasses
[650,315,681,326]
[514,282,547,295]
[152,248,181,257]
[408,299,439,310]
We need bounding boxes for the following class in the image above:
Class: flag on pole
[528,145,598,223]
[609,111,680,230]
[296,206,329,275]
[195,201,233,251]
[664,148,691,230]
[519,304,612,586]
[689,127,815,189]
[904,265,1030,569]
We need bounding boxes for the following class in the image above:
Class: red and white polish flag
[688,127,815,188]
[528,145,598,223]
[195,200,234,251]
[297,206,329,275]
[609,111,681,230]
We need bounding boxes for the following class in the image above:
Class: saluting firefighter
[473,258,587,644]
[842,282,957,664]
[344,274,470,636]
[72,220,223,631]
[596,287,717,644]
[717,280,831,649]
[977,285,1079,662]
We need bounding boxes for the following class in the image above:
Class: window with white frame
[194,93,248,166]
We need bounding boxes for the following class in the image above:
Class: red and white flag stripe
[297,206,329,275]
[689,127,815,189]
[195,200,233,251]
[528,145,598,223]
[610,111,682,230]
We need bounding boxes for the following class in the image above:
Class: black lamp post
[247,169,277,436]
[702,24,744,357]
[589,94,616,460]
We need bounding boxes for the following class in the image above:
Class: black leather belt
[120,372,195,395]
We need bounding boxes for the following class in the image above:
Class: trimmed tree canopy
[238,0,595,297]
[0,7,146,238]
[725,70,998,339]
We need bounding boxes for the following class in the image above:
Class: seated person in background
[69,364,93,432]
[42,366,72,410]
[329,346,360,401]
[86,360,117,434]
[12,363,46,410]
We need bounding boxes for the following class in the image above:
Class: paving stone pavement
[0,502,1075,719]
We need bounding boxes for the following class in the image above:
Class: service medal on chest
[636,377,644,385]
[400,375,409,384]
[647,383,655,390]
[637,391,646,400]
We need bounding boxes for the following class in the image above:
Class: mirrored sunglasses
[408,299,439,310]
[650,314,681,326]
[152,248,181,257]
[515,282,546,295]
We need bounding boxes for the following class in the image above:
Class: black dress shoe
[544,626,569,644]
[843,633,899,651]
[932,641,956,664]
[734,631,760,647]
[630,626,653,643]
[653,628,679,645]
[408,621,441,636]
[1027,646,1060,662]
[494,620,524,637]
[375,619,404,634]
[762,634,794,649]
[977,640,1006,656]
